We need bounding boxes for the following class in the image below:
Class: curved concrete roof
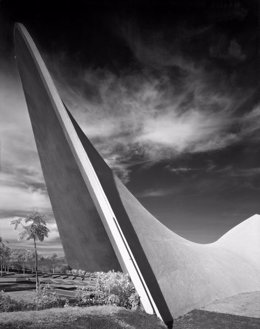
[116,177,260,317]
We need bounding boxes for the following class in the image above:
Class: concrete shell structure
[14,23,260,327]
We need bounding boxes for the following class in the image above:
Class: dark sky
[0,0,259,253]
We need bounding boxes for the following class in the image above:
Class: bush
[0,271,141,312]
[34,285,67,310]
[0,286,67,312]
[0,291,34,312]
[75,271,141,310]
[128,291,141,310]
[60,265,71,274]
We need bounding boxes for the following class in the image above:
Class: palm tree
[11,211,49,291]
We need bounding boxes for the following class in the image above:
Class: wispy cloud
[0,68,54,246]
[49,58,253,177]
[138,187,174,198]
[241,105,260,138]
[0,16,259,246]
[209,165,260,178]
[0,214,61,256]
[42,21,259,184]
[165,166,194,173]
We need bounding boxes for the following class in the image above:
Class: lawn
[5,290,36,303]
[0,305,166,329]
[2,287,260,329]
[1,305,260,329]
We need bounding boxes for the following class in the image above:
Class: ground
[172,292,260,329]
[200,291,260,318]
[0,305,166,329]
[173,309,260,329]
[1,289,260,328]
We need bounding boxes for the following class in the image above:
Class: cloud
[210,38,246,62]
[44,20,259,177]
[50,60,245,170]
[210,165,260,178]
[0,181,50,212]
[138,187,174,198]
[0,215,62,256]
[165,166,194,173]
[0,16,259,246]
[120,21,204,72]
[241,105,260,137]
[0,67,54,243]
[136,108,239,157]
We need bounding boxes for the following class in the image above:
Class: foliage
[0,291,34,312]
[0,305,167,329]
[128,291,141,310]
[0,291,19,312]
[0,238,11,275]
[34,285,67,310]
[10,211,50,290]
[10,212,49,242]
[0,286,66,312]
[10,249,34,274]
[60,264,71,274]
[0,270,141,313]
[0,249,68,274]
[75,271,141,310]
[71,268,86,276]
[49,253,58,273]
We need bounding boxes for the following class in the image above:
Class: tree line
[0,241,68,275]
[0,211,70,279]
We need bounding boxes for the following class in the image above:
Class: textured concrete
[200,291,260,318]
[115,179,260,317]
[14,24,121,272]
[14,23,260,326]
[14,23,171,325]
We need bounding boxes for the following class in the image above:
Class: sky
[0,0,259,256]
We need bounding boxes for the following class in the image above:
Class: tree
[0,237,11,275]
[0,237,5,276]
[60,264,71,274]
[25,249,35,273]
[11,211,49,290]
[50,253,58,274]
[11,249,31,274]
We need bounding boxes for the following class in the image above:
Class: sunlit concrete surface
[200,291,260,318]
[14,23,260,326]
[14,23,169,324]
[14,24,121,273]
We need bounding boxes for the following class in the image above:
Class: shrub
[0,271,141,312]
[128,291,141,310]
[0,291,20,312]
[34,284,67,310]
[60,265,71,274]
[0,291,34,312]
[75,271,141,310]
[0,286,67,312]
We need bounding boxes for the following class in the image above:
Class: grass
[1,306,260,329]
[2,280,260,329]
[5,290,36,303]
[0,305,166,329]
